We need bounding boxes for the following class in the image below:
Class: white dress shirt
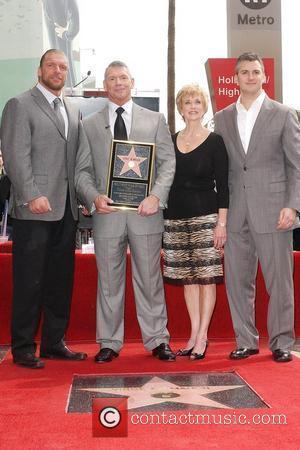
[108,99,133,138]
[36,83,68,138]
[236,90,266,153]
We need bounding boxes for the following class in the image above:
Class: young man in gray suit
[75,61,176,362]
[1,49,87,368]
[214,52,300,363]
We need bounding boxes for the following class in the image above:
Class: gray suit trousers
[93,229,170,353]
[225,215,295,351]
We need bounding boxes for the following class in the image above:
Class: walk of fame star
[67,373,268,413]
[117,146,147,177]
[79,376,244,410]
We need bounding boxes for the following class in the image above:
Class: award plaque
[106,140,155,210]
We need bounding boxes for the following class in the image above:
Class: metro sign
[240,0,272,9]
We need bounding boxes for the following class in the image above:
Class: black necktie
[114,107,128,140]
[53,98,65,136]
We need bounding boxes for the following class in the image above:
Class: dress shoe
[95,348,119,363]
[40,342,87,360]
[152,343,176,361]
[229,348,259,360]
[190,341,209,360]
[176,348,193,357]
[272,349,293,363]
[13,352,45,369]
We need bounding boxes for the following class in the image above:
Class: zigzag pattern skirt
[163,213,223,285]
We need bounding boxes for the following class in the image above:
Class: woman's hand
[214,223,227,249]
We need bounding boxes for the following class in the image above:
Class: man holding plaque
[75,61,176,362]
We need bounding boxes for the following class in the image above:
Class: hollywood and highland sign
[205,58,275,113]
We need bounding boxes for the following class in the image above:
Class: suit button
[243,166,247,171]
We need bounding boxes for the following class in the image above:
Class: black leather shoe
[40,342,87,360]
[176,348,193,357]
[272,349,293,363]
[152,343,176,361]
[95,348,119,363]
[13,352,45,369]
[229,348,259,360]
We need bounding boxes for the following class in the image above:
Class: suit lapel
[100,106,113,151]
[64,97,76,142]
[129,103,143,140]
[223,105,245,159]
[31,87,67,140]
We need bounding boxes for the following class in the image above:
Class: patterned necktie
[114,107,128,140]
[53,97,65,136]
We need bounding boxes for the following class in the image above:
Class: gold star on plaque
[117,146,147,177]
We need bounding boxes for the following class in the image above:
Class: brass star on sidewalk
[79,376,244,410]
[117,146,147,177]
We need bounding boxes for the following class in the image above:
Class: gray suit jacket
[214,96,300,233]
[75,103,175,237]
[0,86,82,221]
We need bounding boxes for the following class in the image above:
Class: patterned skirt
[163,214,223,285]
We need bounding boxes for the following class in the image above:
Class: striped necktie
[53,97,65,136]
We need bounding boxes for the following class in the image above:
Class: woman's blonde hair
[176,84,209,118]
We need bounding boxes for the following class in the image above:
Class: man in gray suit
[75,61,176,362]
[214,52,300,363]
[1,49,87,368]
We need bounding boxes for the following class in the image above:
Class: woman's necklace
[179,129,204,151]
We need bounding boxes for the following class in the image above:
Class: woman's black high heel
[176,348,193,356]
[190,340,209,360]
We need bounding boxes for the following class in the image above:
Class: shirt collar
[108,99,133,115]
[36,82,64,105]
[236,90,266,113]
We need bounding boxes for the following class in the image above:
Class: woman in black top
[163,84,229,360]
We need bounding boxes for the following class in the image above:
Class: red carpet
[1,240,300,343]
[0,340,300,450]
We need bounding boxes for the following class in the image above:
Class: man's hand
[54,23,68,39]
[137,194,159,216]
[28,196,52,214]
[277,207,297,230]
[94,194,118,214]
[80,206,91,216]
